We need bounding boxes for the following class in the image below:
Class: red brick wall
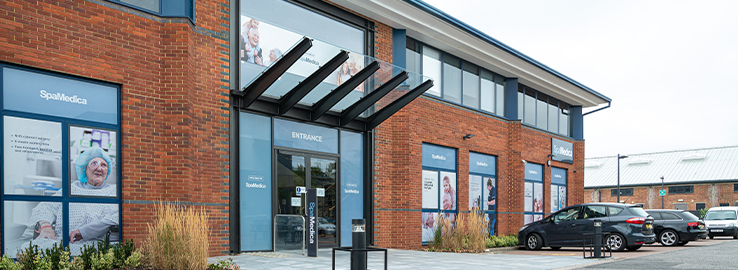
[372,97,583,249]
[586,182,738,210]
[0,0,230,255]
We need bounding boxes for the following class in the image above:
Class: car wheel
[659,230,679,246]
[734,231,738,240]
[606,233,626,252]
[626,245,641,251]
[709,235,714,239]
[550,247,561,250]
[526,233,543,250]
[677,241,688,246]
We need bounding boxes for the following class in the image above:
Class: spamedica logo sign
[39,90,88,104]
[551,138,574,164]
[3,67,118,124]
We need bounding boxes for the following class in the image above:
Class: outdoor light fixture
[547,154,554,166]
[617,154,629,203]
[463,134,475,140]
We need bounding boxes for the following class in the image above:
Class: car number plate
[646,224,652,229]
[699,225,705,229]
[712,229,723,232]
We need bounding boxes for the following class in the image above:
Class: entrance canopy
[232,37,433,132]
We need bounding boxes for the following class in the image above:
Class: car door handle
[569,224,576,227]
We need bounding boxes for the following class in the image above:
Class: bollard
[352,219,367,270]
[593,219,602,258]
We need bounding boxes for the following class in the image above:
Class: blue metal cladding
[551,167,567,185]
[340,130,363,247]
[570,106,583,140]
[422,143,456,171]
[525,163,543,182]
[3,67,118,125]
[504,78,519,120]
[392,29,407,68]
[239,112,272,251]
[273,118,339,154]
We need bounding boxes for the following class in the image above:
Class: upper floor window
[668,185,694,194]
[107,0,194,20]
[519,85,571,136]
[407,38,505,118]
[611,188,633,196]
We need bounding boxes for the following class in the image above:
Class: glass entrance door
[276,151,338,250]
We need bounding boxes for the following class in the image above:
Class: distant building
[584,146,738,210]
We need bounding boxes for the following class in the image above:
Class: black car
[518,203,656,251]
[645,209,707,246]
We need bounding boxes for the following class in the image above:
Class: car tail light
[687,222,701,227]
[626,217,646,225]
[636,241,644,245]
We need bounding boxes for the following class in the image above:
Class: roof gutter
[583,101,610,116]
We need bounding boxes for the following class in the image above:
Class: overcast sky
[422,0,738,158]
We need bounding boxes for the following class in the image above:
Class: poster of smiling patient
[69,126,117,197]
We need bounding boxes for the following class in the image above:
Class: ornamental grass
[142,202,210,270]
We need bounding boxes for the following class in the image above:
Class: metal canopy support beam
[366,80,433,130]
[231,37,312,107]
[278,50,350,114]
[310,61,380,121]
[339,71,408,126]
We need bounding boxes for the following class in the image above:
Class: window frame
[668,185,694,194]
[407,37,507,119]
[611,188,634,197]
[0,64,123,257]
[106,0,194,21]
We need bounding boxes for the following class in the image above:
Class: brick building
[584,146,738,212]
[0,0,610,256]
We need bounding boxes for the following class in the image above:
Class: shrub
[207,258,240,270]
[486,234,519,248]
[142,201,210,270]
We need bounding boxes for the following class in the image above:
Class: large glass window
[524,163,544,224]
[407,38,507,118]
[495,76,505,117]
[669,186,694,194]
[462,62,480,108]
[550,167,567,213]
[480,71,495,113]
[518,85,572,137]
[421,144,457,244]
[518,87,524,120]
[524,91,536,126]
[107,0,193,20]
[559,104,569,136]
[536,94,548,130]
[406,39,422,77]
[469,152,497,236]
[1,65,121,258]
[422,47,442,97]
[443,55,462,104]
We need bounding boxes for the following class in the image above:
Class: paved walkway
[209,248,605,270]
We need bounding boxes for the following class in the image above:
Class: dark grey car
[518,203,656,251]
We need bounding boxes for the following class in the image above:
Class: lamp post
[617,154,628,203]
[661,176,665,209]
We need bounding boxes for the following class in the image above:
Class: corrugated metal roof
[585,146,738,188]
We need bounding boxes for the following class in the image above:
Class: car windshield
[680,211,700,221]
[705,210,738,220]
[628,207,649,217]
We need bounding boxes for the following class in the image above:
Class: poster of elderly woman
[5,127,119,256]
[69,126,117,197]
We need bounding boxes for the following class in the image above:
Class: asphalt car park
[504,237,733,260]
